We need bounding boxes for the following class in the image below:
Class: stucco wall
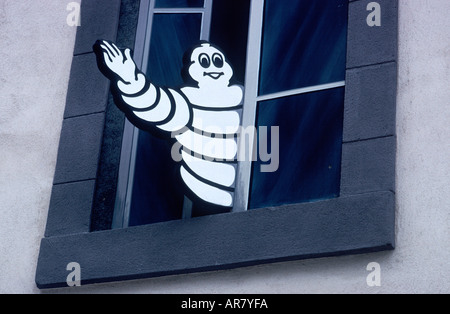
[0,0,78,294]
[0,0,449,294]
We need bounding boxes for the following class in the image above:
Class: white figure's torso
[176,85,243,208]
[111,42,244,208]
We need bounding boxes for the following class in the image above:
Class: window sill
[36,190,394,289]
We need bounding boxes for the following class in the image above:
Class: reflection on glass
[209,0,251,84]
[147,14,202,86]
[155,0,204,8]
[259,0,348,95]
[249,87,345,210]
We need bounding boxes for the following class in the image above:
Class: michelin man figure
[94,40,243,212]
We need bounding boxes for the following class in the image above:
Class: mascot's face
[188,43,234,87]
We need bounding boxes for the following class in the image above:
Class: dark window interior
[249,87,345,209]
[249,0,348,209]
[209,0,251,85]
[259,0,348,95]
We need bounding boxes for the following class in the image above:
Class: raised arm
[94,40,145,95]
[93,40,190,134]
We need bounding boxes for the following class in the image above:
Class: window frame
[36,0,398,289]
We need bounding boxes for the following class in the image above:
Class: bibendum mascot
[94,40,243,214]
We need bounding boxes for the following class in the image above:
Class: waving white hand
[97,40,137,83]
[94,40,146,94]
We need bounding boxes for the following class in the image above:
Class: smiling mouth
[204,72,224,80]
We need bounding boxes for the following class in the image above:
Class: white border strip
[257,81,346,102]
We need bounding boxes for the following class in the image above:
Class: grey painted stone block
[45,180,96,237]
[347,0,398,68]
[36,191,395,289]
[64,53,110,118]
[341,136,396,195]
[53,113,105,184]
[344,61,397,142]
[73,0,121,55]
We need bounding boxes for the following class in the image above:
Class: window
[36,0,398,289]
[114,0,348,227]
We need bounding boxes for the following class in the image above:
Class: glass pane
[209,0,251,85]
[155,0,204,8]
[129,134,184,226]
[146,13,202,86]
[249,87,345,210]
[259,0,348,95]
[129,14,202,226]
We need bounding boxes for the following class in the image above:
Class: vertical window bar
[201,0,213,40]
[233,0,265,213]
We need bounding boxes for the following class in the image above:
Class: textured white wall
[0,0,449,294]
[0,1,77,293]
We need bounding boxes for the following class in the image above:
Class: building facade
[0,0,449,293]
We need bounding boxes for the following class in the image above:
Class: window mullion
[233,0,265,213]
[153,8,205,13]
[201,0,214,40]
[256,81,346,102]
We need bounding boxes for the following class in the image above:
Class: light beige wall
[0,0,449,294]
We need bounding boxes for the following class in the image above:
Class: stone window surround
[36,0,398,289]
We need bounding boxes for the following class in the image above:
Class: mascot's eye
[212,53,224,68]
[198,53,211,68]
